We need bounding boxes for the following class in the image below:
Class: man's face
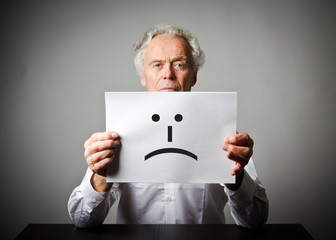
[141,34,197,92]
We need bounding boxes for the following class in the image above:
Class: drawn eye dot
[175,114,183,122]
[152,114,160,122]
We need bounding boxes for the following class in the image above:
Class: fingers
[223,133,253,176]
[226,152,246,176]
[225,133,254,147]
[91,131,119,142]
[222,143,253,159]
[85,139,120,158]
[84,131,119,149]
[84,132,120,157]
[84,131,121,175]
[90,156,115,173]
[231,162,243,176]
[87,149,115,165]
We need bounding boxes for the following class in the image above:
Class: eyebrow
[149,56,188,65]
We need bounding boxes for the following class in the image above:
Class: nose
[163,65,176,80]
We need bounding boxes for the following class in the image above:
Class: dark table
[15,224,314,240]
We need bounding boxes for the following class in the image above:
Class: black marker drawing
[145,148,197,160]
[144,114,198,161]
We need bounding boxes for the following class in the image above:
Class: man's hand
[223,133,254,190]
[84,131,121,192]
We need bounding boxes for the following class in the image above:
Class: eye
[175,63,183,68]
[175,114,183,122]
[152,114,160,122]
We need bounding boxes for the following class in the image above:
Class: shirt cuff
[223,170,257,207]
[82,170,111,201]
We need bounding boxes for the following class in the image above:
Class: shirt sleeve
[223,158,269,228]
[67,168,119,228]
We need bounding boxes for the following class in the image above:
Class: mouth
[159,87,179,92]
[145,148,198,161]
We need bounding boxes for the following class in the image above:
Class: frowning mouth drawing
[144,114,198,161]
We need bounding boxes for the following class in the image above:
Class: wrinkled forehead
[145,34,192,61]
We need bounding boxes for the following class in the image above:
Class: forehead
[145,34,192,60]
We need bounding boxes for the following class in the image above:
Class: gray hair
[133,24,205,75]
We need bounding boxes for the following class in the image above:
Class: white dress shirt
[68,159,268,228]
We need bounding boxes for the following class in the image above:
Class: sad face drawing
[144,113,198,161]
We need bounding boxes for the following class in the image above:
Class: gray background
[1,0,335,239]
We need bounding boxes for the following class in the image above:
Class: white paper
[105,92,237,183]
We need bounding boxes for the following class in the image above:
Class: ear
[140,74,147,87]
[191,71,197,87]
